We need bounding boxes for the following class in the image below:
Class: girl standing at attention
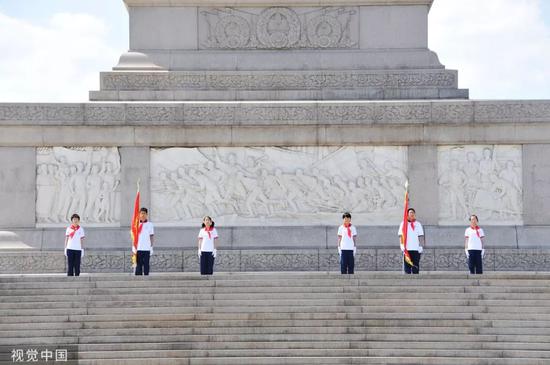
[198,216,218,275]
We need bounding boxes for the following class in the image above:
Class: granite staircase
[1,272,550,364]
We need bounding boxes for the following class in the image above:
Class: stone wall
[1,100,549,272]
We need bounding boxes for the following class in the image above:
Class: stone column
[120,147,150,225]
[408,145,438,225]
[523,144,550,225]
[0,148,36,228]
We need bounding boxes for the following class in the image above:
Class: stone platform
[1,248,549,274]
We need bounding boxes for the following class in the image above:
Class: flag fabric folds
[130,183,140,268]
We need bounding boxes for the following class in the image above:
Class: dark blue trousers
[340,249,355,274]
[67,249,81,276]
[200,251,215,275]
[468,250,483,274]
[135,250,150,276]
[404,250,421,274]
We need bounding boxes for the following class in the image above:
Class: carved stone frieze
[99,70,457,91]
[199,7,358,49]
[36,147,122,226]
[438,145,522,225]
[151,146,407,226]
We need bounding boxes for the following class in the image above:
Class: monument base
[1,248,549,274]
[91,69,467,101]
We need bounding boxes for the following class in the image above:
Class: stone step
[1,277,549,290]
[74,340,550,352]
[3,271,550,282]
[7,304,532,317]
[1,356,548,365]
[3,284,550,297]
[6,325,550,340]
[3,298,550,311]
[6,291,550,303]
[4,333,550,346]
[0,318,498,330]
[3,311,550,325]
[72,348,550,360]
[3,318,550,333]
[36,356,550,365]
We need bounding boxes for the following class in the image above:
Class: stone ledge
[123,0,433,6]
[98,70,459,91]
[0,248,548,273]
[1,100,549,125]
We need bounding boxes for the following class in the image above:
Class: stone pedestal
[90,0,467,101]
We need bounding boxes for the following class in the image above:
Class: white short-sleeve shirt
[465,227,485,250]
[338,224,357,250]
[398,221,424,251]
[199,228,219,252]
[137,221,154,251]
[65,226,85,250]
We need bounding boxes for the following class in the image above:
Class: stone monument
[1,0,549,273]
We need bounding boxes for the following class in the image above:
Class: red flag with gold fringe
[130,182,140,268]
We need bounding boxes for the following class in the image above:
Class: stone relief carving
[438,145,522,225]
[200,7,358,49]
[36,147,121,226]
[99,71,457,91]
[151,147,407,226]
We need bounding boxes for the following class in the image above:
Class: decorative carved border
[1,249,549,273]
[99,70,457,90]
[1,101,550,132]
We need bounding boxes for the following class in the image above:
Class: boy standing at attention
[337,212,357,274]
[65,213,85,277]
[135,207,154,276]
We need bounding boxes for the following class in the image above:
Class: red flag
[400,181,415,268]
[130,183,140,267]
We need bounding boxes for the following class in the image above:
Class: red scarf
[205,226,214,239]
[343,223,352,238]
[138,220,147,236]
[408,219,416,230]
[472,225,481,238]
[69,225,80,239]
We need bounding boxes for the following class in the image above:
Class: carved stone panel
[36,147,121,226]
[151,146,407,226]
[438,145,522,225]
[199,7,358,49]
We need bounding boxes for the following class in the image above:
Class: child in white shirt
[64,213,85,276]
[337,212,357,274]
[465,214,485,274]
[198,216,218,275]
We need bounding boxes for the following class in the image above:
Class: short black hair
[342,212,352,219]
[470,214,479,222]
[140,207,148,214]
[70,213,80,220]
[407,208,416,214]
[201,216,215,228]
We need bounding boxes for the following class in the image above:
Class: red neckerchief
[343,223,352,238]
[408,219,416,230]
[204,226,214,239]
[138,220,147,235]
[69,225,79,239]
[472,225,481,238]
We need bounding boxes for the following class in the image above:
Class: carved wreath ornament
[201,7,357,49]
